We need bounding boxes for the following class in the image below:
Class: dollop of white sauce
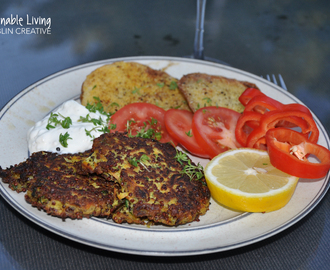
[27,100,109,154]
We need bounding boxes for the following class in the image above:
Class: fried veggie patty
[81,132,210,226]
[0,151,120,219]
[1,133,210,226]
[80,61,192,113]
[178,72,259,113]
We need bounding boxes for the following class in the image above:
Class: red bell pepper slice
[244,95,283,114]
[277,103,314,129]
[244,96,313,129]
[282,103,313,116]
[243,95,284,129]
[235,111,261,146]
[238,88,264,106]
[246,109,319,149]
[266,128,330,179]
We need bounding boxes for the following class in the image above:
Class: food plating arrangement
[0,58,329,255]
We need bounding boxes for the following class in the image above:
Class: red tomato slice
[109,103,175,144]
[164,109,210,158]
[192,107,242,158]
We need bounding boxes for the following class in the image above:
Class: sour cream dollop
[27,100,109,154]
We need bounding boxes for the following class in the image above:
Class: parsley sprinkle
[169,81,178,90]
[61,116,72,129]
[126,118,162,141]
[203,97,212,104]
[110,102,120,107]
[174,150,204,183]
[46,112,72,130]
[132,87,141,95]
[185,130,193,137]
[59,132,72,148]
[128,157,139,167]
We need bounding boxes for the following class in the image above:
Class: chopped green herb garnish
[128,157,139,167]
[125,199,129,209]
[109,123,117,130]
[174,150,189,165]
[203,97,212,104]
[148,118,158,126]
[80,114,103,126]
[126,119,162,141]
[85,96,111,117]
[169,81,178,90]
[59,132,72,148]
[79,97,114,139]
[175,150,204,183]
[61,116,72,129]
[182,160,204,182]
[110,102,120,107]
[46,112,72,130]
[80,113,110,138]
[46,113,59,130]
[132,87,141,95]
[128,154,151,171]
[185,130,193,137]
[98,126,110,133]
[157,83,165,88]
[140,154,150,163]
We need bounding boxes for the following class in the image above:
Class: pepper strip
[244,95,283,114]
[246,109,319,149]
[235,111,261,147]
[238,88,264,106]
[266,128,330,179]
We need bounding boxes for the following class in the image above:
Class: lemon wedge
[204,148,299,212]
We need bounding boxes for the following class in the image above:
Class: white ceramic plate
[0,56,329,256]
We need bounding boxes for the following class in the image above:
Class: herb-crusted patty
[81,132,210,226]
[178,72,259,113]
[80,61,191,113]
[0,151,121,219]
[0,133,210,226]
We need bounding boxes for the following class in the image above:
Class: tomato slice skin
[164,109,210,158]
[266,128,330,179]
[109,103,176,144]
[192,106,242,158]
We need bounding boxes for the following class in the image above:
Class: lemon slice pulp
[204,148,299,212]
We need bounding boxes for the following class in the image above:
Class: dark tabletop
[1,1,330,269]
